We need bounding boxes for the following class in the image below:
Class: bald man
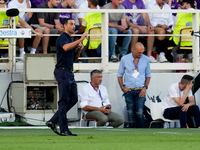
[117,42,151,128]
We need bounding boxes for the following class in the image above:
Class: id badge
[132,69,139,78]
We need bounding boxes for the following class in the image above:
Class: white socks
[30,48,36,54]
[19,48,25,58]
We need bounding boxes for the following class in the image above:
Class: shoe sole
[60,133,78,136]
[46,123,60,135]
[50,127,61,135]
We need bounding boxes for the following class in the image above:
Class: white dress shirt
[79,83,111,113]
[146,0,173,32]
[162,82,193,112]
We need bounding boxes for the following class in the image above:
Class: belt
[126,87,143,90]
[56,67,73,73]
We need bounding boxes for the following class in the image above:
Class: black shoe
[60,131,78,136]
[46,121,60,135]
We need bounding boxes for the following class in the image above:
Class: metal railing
[0,8,199,72]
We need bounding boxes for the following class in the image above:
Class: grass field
[0,128,200,150]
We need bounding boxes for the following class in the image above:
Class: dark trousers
[185,73,200,127]
[49,68,78,132]
[163,105,200,128]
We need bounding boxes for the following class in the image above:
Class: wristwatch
[158,24,162,28]
[143,86,148,89]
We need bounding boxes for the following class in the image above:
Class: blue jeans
[124,89,146,128]
[109,28,132,57]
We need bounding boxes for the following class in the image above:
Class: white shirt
[8,0,31,20]
[79,83,111,113]
[162,82,193,112]
[146,0,173,32]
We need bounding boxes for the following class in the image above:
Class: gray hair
[90,69,102,78]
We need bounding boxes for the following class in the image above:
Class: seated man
[146,0,174,62]
[122,0,156,63]
[58,0,75,24]
[102,0,132,62]
[79,69,124,127]
[30,0,47,8]
[76,0,101,57]
[162,74,200,128]
[28,0,64,54]
[8,0,32,58]
[0,0,43,57]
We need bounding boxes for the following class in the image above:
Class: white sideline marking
[0,126,100,129]
[98,128,128,132]
[155,132,179,134]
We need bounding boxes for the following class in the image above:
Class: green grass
[0,128,200,150]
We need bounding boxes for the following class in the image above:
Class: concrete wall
[1,72,200,126]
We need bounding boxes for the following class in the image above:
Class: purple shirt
[197,0,200,9]
[122,0,145,25]
[58,3,72,24]
[166,0,181,16]
[30,0,47,8]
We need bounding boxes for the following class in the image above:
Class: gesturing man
[46,18,87,136]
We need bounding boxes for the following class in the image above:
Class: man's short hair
[90,69,102,78]
[62,18,74,26]
[180,75,194,84]
[182,0,195,8]
[89,0,99,7]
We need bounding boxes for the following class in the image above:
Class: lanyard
[90,82,104,105]
[133,58,140,71]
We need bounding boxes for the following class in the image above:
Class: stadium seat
[168,26,193,61]
[81,25,101,57]
[79,109,97,127]
[149,100,179,128]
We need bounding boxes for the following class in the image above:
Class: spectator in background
[102,0,132,62]
[167,0,181,10]
[166,0,181,30]
[169,0,197,48]
[146,0,174,62]
[75,0,100,26]
[98,0,111,7]
[28,0,64,54]
[8,0,32,58]
[58,0,76,24]
[122,0,156,63]
[79,69,124,127]
[75,0,88,26]
[30,0,47,8]
[0,0,43,57]
[76,0,101,56]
